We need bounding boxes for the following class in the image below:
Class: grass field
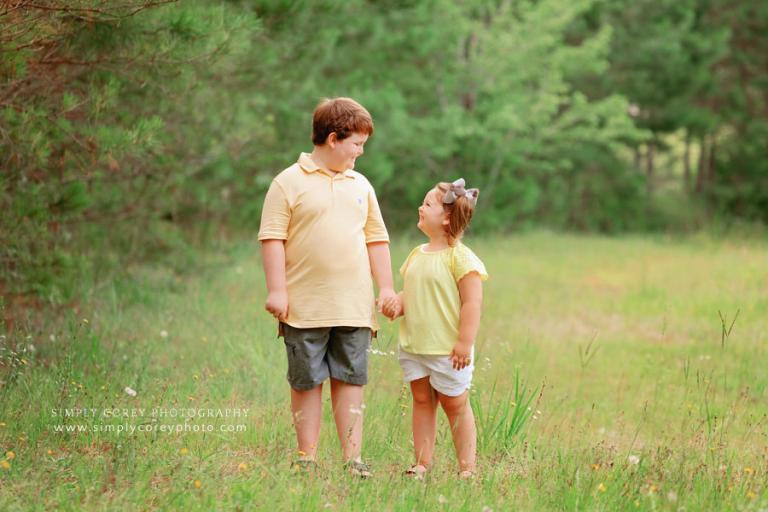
[1,232,766,511]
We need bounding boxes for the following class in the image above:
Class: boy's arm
[367,242,397,305]
[450,273,483,369]
[261,239,288,321]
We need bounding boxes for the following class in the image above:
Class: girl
[382,178,488,479]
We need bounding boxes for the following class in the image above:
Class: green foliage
[1,0,766,306]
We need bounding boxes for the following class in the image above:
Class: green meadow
[1,232,766,511]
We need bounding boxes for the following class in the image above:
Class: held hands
[265,289,288,322]
[450,341,473,370]
[377,289,402,320]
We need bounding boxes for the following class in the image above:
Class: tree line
[1,0,766,307]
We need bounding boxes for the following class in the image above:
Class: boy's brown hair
[312,97,374,145]
[435,182,478,246]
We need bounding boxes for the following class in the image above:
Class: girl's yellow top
[399,242,488,355]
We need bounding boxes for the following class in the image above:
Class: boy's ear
[326,132,338,148]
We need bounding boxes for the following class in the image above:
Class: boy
[258,97,396,477]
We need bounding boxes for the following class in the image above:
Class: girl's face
[417,188,448,237]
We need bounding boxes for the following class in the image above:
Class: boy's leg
[326,326,371,463]
[330,378,364,462]
[291,384,323,460]
[282,324,332,461]
[410,376,438,468]
[437,390,476,473]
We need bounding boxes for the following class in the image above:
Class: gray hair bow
[442,178,479,207]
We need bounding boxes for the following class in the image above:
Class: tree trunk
[683,131,691,192]
[695,135,708,194]
[646,142,655,194]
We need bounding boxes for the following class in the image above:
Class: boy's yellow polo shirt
[258,153,389,330]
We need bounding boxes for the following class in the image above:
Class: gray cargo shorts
[280,323,372,391]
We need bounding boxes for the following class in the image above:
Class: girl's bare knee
[438,392,470,418]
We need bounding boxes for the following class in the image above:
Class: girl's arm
[451,272,483,369]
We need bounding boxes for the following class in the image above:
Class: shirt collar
[297,152,355,179]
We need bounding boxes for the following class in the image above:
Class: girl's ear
[442,216,450,226]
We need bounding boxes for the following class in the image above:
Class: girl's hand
[379,295,402,320]
[450,341,472,370]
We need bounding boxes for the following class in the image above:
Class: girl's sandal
[405,464,427,480]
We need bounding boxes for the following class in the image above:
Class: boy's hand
[380,295,402,319]
[450,341,473,370]
[265,290,288,322]
[376,288,398,319]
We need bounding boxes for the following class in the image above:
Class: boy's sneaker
[344,459,372,479]
[290,459,317,473]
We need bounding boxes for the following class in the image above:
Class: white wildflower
[124,386,137,397]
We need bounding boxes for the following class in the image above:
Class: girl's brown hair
[312,97,374,145]
[434,182,479,246]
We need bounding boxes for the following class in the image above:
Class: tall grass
[1,232,766,510]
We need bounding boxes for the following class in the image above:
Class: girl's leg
[437,390,476,473]
[410,377,439,468]
[290,384,323,459]
[330,378,365,462]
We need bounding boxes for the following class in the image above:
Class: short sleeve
[452,244,488,282]
[363,184,389,244]
[399,246,421,276]
[258,179,290,241]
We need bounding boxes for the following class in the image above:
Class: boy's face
[417,188,449,236]
[327,132,368,171]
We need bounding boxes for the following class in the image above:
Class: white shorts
[398,348,474,397]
